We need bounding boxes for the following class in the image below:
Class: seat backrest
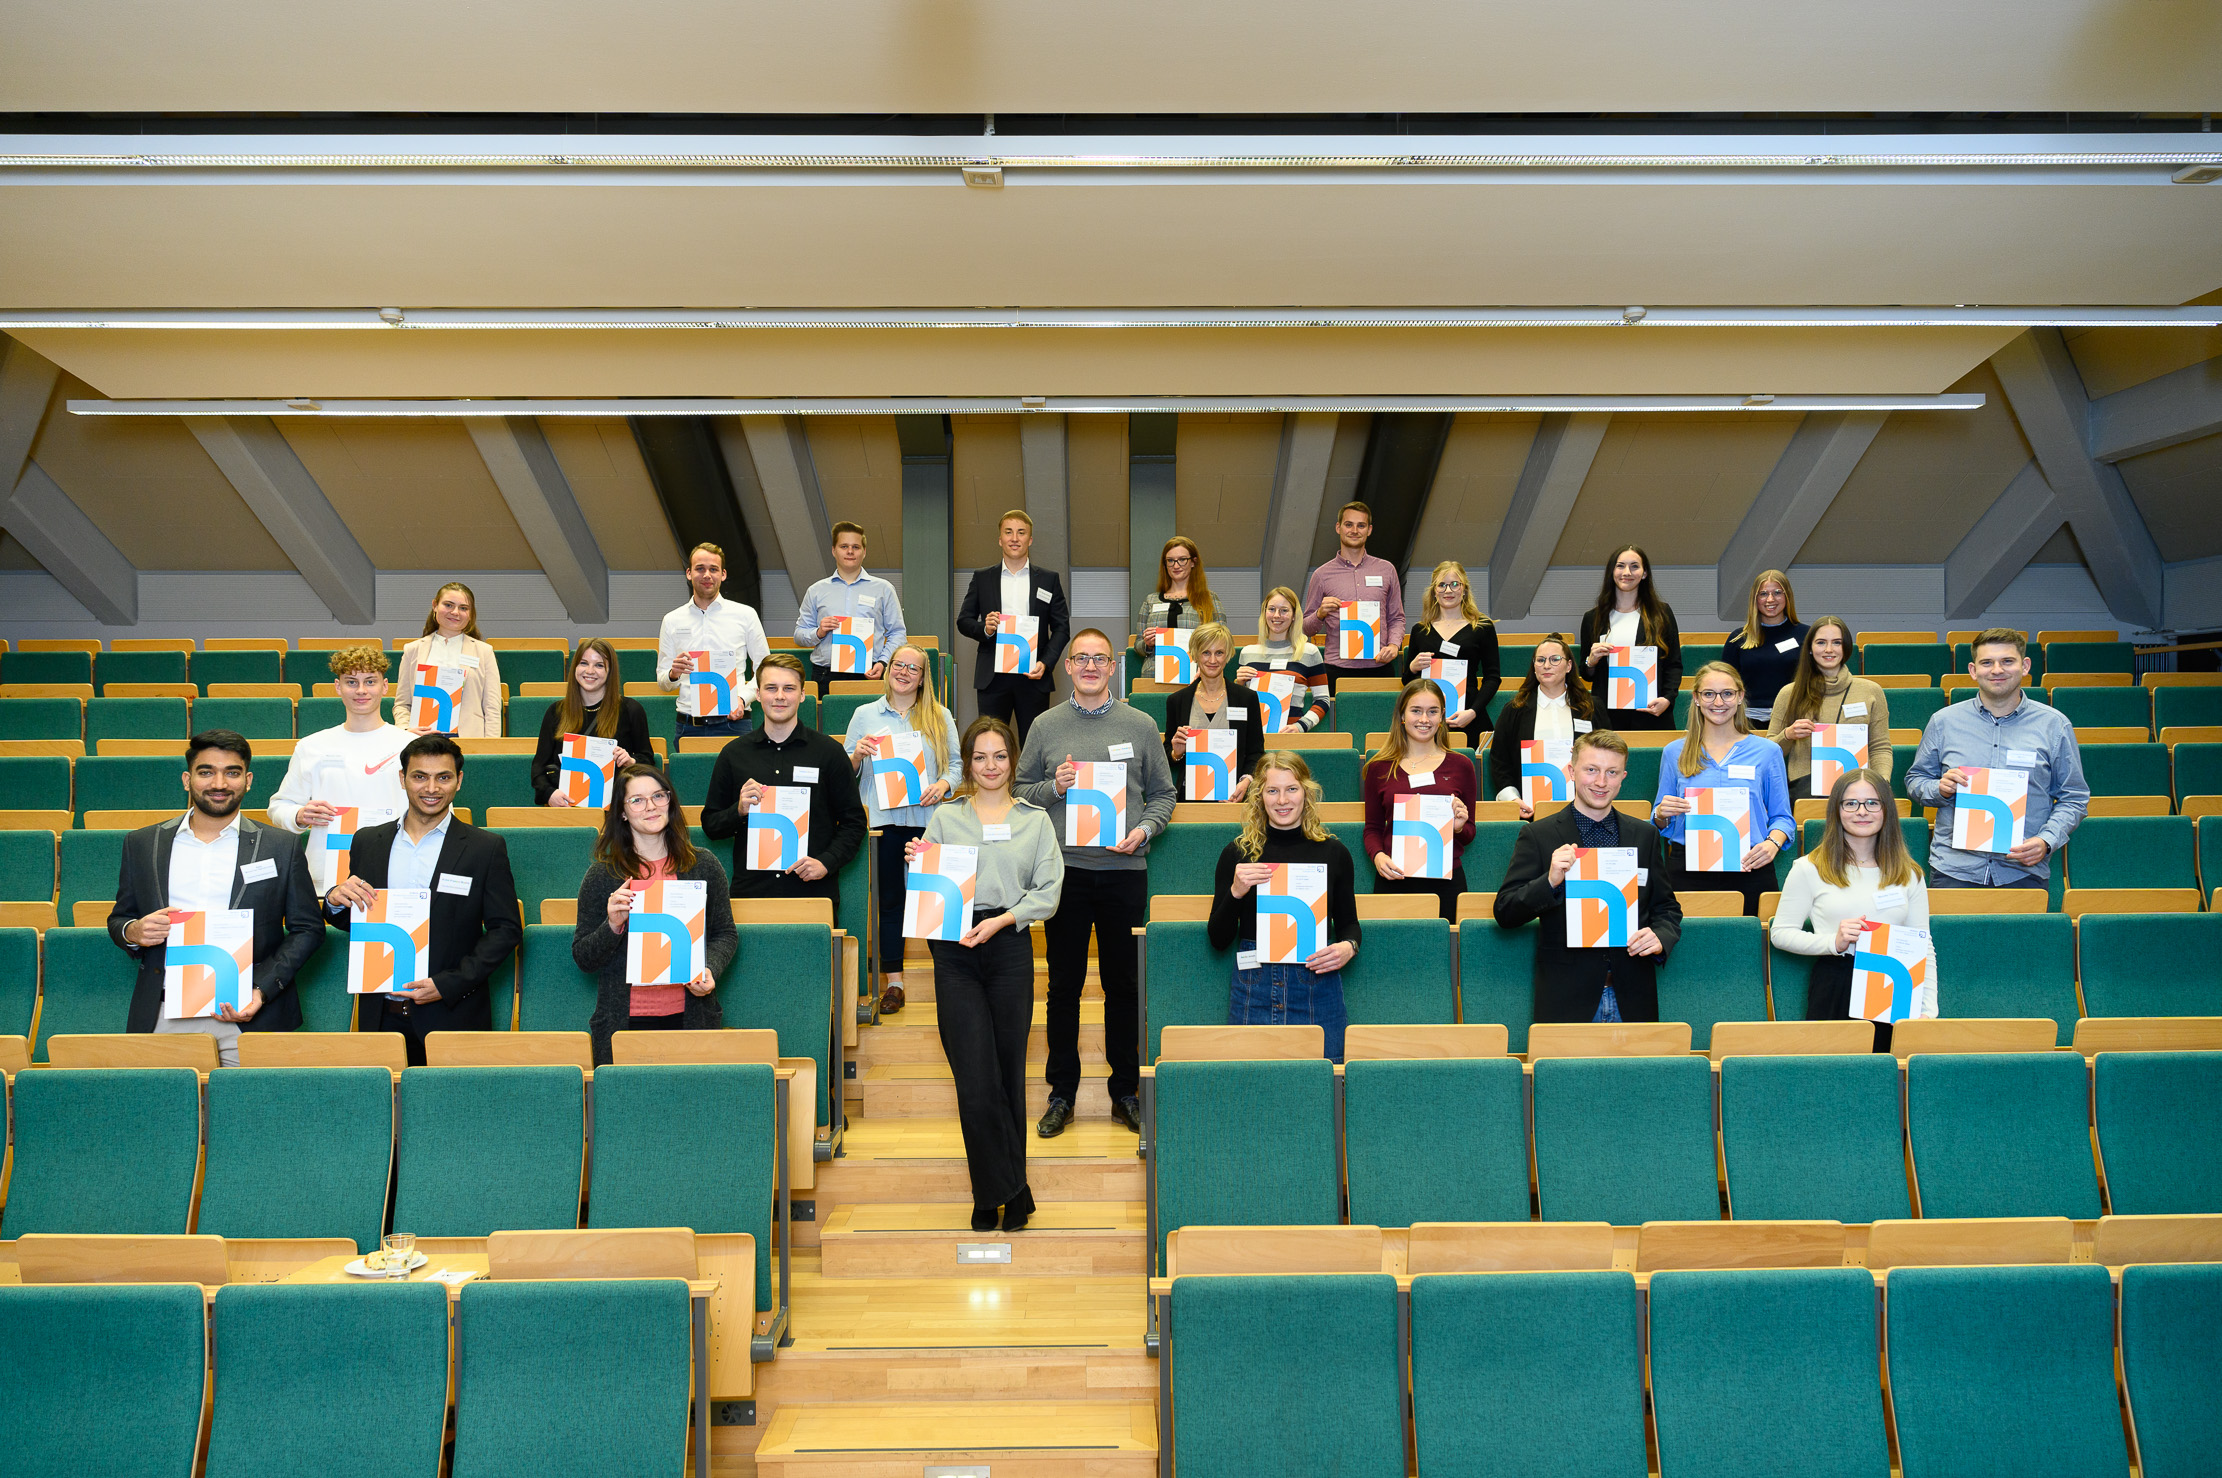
[31,926,138,1060]
[2064,815,2196,890]
[450,1279,692,1478]
[0,828,56,908]
[1143,820,1238,897]
[1928,913,2078,1044]
[200,1067,395,1254]
[1171,1274,1405,1478]
[490,824,595,912]
[206,1282,449,1478]
[2119,1263,2222,1478]
[1343,1057,1530,1226]
[392,1066,585,1238]
[190,648,283,691]
[2154,686,2222,732]
[1342,916,1456,1025]
[1458,916,1538,1050]
[279,925,360,1033]
[1656,916,1767,1050]
[0,925,35,1037]
[1409,1270,1648,1477]
[1299,747,1364,804]
[0,1068,202,1236]
[86,697,191,747]
[718,920,834,1127]
[55,829,126,919]
[1884,1265,2129,1478]
[70,755,189,823]
[1650,1268,1890,1478]
[3,648,93,685]
[1154,1058,1338,1274]
[516,921,599,1032]
[1906,1052,2102,1219]
[2078,913,2222,1018]
[1463,819,1527,899]
[2044,640,2135,674]
[456,754,536,814]
[0,696,84,741]
[1140,920,1239,1064]
[2094,1052,2222,1216]
[2051,684,2151,732]
[0,754,71,813]
[0,1283,209,1476]
[1719,1053,1910,1224]
[191,696,295,740]
[589,1063,777,1311]
[2082,741,2171,798]
[1532,1055,1720,1224]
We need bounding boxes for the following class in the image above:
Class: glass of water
[381,1232,417,1279]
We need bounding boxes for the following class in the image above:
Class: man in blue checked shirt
[1905,628,2088,890]
[797,522,907,698]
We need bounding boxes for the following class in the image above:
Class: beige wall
[282,419,535,569]
[1067,416,1130,568]
[1409,413,1545,573]
[541,418,680,571]
[802,416,903,559]
[1551,414,1802,567]
[950,415,1026,570]
[1173,414,1280,570]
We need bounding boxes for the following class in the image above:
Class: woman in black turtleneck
[532,638,654,806]
[1208,751,1362,1061]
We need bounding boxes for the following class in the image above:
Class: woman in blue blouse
[846,643,963,1013]
[1651,660,1794,917]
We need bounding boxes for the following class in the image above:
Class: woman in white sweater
[1771,766,1937,1049]
[397,581,504,737]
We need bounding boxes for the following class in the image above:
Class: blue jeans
[677,713,752,739]
[1228,961,1348,1062]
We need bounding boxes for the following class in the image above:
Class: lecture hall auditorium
[2,4,2221,1474]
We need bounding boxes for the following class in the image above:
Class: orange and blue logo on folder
[903,843,978,942]
[348,889,431,996]
[1952,767,2028,854]
[828,617,873,675]
[1520,739,1571,805]
[558,733,618,808]
[748,786,811,871]
[1065,761,1127,848]
[627,878,707,985]
[993,614,1036,675]
[1606,647,1658,711]
[1391,793,1455,880]
[1810,723,1869,795]
[867,732,927,810]
[410,663,464,733]
[1183,729,1238,802]
[1852,922,1930,1023]
[163,909,254,1018]
[1566,848,1638,948]
[1257,862,1329,965]
[1251,671,1299,733]
[1337,602,1383,663]
[1152,628,1194,685]
[682,650,745,720]
[1684,786,1754,874]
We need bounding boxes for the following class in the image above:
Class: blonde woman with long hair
[1400,559,1501,750]
[1770,765,1935,1049]
[1235,586,1329,731]
[533,638,651,806]
[1721,569,1806,724]
[848,642,962,1013]
[1207,752,1361,1060]
[397,581,504,737]
[1362,680,1478,920]
[1649,661,1794,917]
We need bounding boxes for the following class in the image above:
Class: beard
[191,788,243,819]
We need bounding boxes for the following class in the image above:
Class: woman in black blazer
[1400,559,1502,753]
[1163,623,1265,802]
[571,763,739,1066]
[1577,544,1683,732]
[1485,635,1595,810]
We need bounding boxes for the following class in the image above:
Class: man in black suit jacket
[323,735,523,1065]
[1494,730,1683,1024]
[956,508,1070,744]
[109,730,325,1061]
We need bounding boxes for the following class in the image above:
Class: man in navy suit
[956,508,1070,744]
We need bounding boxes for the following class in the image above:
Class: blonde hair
[419,581,481,639]
[1812,767,1920,890]
[1155,537,1216,623]
[883,644,955,760]
[1677,660,1752,777]
[1367,679,1449,769]
[997,508,1033,534]
[1255,588,1318,661]
[1732,570,1798,647]
[1189,621,1234,671]
[1425,561,1488,629]
[326,644,389,681]
[1236,753,1330,859]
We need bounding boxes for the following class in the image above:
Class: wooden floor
[720,953,1156,1475]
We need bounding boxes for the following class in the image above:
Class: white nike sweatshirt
[266,722,413,879]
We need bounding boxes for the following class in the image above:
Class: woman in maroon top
[1362,680,1478,921]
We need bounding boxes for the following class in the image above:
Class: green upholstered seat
[665,752,717,810]
[2,649,92,686]
[2154,686,2222,732]
[2050,684,2152,734]
[0,927,34,1037]
[2043,641,2134,674]
[191,696,295,740]
[515,921,597,1031]
[1720,1054,1911,1223]
[190,648,283,691]
[0,1283,210,1478]
[1859,643,1950,681]
[1906,1051,2101,1220]
[1657,916,1768,1049]
[1928,914,2078,1044]
[391,1065,584,1237]
[0,828,55,900]
[1144,821,1237,899]
[1532,1055,1720,1224]
[456,754,535,814]
[0,696,83,742]
[1463,820,1526,898]
[1332,690,1399,740]
[2176,744,2222,805]
[2079,914,2222,1018]
[2119,1263,2222,1478]
[2081,742,2171,799]
[1139,919,1239,1064]
[1343,917,1456,1026]
[493,826,595,914]
[1457,916,1537,1051]
[505,692,555,742]
[1344,1057,1529,1225]
[199,1067,396,1253]
[2062,816,2196,890]
[285,925,361,1033]
[92,650,188,693]
[70,754,187,822]
[1153,1058,1338,1275]
[55,831,126,921]
[86,697,190,749]
[30,927,135,1059]
[2094,1051,2222,1215]
[1297,747,1363,804]
[719,919,834,1127]
[1888,686,1951,735]
[490,649,566,689]
[0,1067,202,1235]
[0,755,70,813]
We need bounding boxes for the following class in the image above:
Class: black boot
[1001,1186,1036,1233]
[972,1202,999,1232]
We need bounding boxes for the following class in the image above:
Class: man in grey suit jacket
[108,730,324,1062]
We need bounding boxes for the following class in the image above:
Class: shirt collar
[1002,559,1030,576]
[749,721,815,748]
[1069,691,1118,717]
[399,810,454,846]
[175,811,242,842]
[1977,690,2029,720]
[1334,548,1372,569]
[691,594,726,617]
[831,567,870,586]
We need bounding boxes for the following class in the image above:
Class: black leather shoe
[1112,1095,1142,1132]
[1036,1098,1073,1138]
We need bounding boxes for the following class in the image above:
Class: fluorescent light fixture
[64,393,1986,418]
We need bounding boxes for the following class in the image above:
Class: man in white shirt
[956,510,1070,744]
[659,541,771,740]
[266,644,412,887]
[108,730,324,1063]
[797,521,906,696]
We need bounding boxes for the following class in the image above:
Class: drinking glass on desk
[382,1233,417,1279]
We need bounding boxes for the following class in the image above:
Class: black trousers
[372,1008,436,1067]
[1598,705,1671,732]
[1044,866,1146,1104]
[874,825,924,973]
[1665,842,1771,918]
[930,927,1036,1208]
[978,675,1051,746]
[1803,954,1894,1052]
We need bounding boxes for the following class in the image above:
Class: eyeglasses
[1070,654,1114,669]
[1164,554,1194,567]
[624,792,673,810]
[1840,798,1886,814]
[1694,690,1741,703]
[888,662,924,676]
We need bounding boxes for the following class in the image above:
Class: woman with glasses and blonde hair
[1163,623,1264,803]
[1720,569,1806,725]
[1235,586,1329,731]
[532,638,651,806]
[848,642,962,1013]
[398,581,503,737]
[1208,752,1360,1060]
[1770,765,1935,1049]
[572,763,738,1066]
[1362,680,1478,920]
[1132,536,1217,667]
[1650,661,1794,917]
[1401,560,1501,751]
[1486,635,1594,818]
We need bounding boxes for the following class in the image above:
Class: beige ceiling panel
[1550,414,1802,567]
[951,414,1025,570]
[2028,525,2089,566]
[1410,413,1544,573]
[3,179,2221,311]
[538,417,679,570]
[1173,414,1279,569]
[2118,431,2222,561]
[6,1,2220,112]
[1796,363,2033,564]
[801,416,903,563]
[21,374,291,569]
[279,418,536,569]
[15,325,2024,401]
[2064,289,2222,399]
[1067,415,1129,567]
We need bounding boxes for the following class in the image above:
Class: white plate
[343,1252,429,1277]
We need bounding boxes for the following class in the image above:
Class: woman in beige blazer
[1766,616,1893,791]
[397,581,504,737]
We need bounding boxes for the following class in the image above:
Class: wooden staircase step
[754,1401,1157,1477]
[856,999,1106,1065]
[820,1201,1147,1278]
[853,1061,1124,1120]
[817,1117,1143,1207]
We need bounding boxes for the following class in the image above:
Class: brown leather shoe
[877,984,906,1014]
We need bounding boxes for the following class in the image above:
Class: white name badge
[1872,886,1908,910]
[1637,869,1650,886]
[239,858,278,884]
[1036,587,1053,604]
[982,823,1013,842]
[1364,575,1384,587]
[460,654,480,669]
[1775,638,1800,653]
[1408,773,1434,787]
[2006,749,2039,766]
[1441,641,1461,657]
[436,872,473,896]
[1237,948,1260,971]
[1574,720,1594,733]
[1269,659,1289,670]
[1843,702,1868,718]
[1727,764,1758,780]
[793,766,820,783]
[1108,743,1135,761]
[1228,708,1249,722]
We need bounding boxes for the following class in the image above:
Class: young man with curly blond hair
[267,644,413,886]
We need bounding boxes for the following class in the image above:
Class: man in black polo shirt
[701,651,868,908]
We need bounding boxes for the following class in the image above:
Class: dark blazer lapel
[151,815,184,910]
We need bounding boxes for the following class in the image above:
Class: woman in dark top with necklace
[1164,622,1265,801]
[1362,680,1478,921]
[1719,569,1808,727]
[1577,544,1683,732]
[1209,752,1361,1061]
[1400,559,1502,753]
[533,638,654,806]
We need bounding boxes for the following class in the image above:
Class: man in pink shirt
[1301,501,1407,688]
